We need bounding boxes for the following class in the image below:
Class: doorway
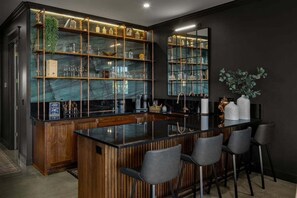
[7,27,20,152]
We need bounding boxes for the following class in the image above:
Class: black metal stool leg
[176,161,185,196]
[224,152,229,187]
[206,165,214,194]
[258,145,265,189]
[236,155,242,180]
[249,145,253,174]
[206,171,213,194]
[266,145,277,182]
[193,165,197,198]
[245,157,254,196]
[169,180,176,198]
[212,164,222,198]
[232,154,238,198]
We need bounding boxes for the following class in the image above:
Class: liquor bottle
[135,31,140,39]
[102,27,107,34]
[128,49,133,59]
[109,28,113,35]
[95,25,100,33]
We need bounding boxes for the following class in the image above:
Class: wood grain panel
[74,118,99,161]
[32,121,46,174]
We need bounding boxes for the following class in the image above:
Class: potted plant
[45,16,59,53]
[44,16,59,77]
[219,67,267,119]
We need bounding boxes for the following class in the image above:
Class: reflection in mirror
[167,28,209,97]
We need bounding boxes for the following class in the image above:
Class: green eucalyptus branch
[219,67,267,98]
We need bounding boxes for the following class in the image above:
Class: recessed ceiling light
[143,2,150,8]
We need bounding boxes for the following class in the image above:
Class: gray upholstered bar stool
[178,134,223,198]
[251,122,277,189]
[120,144,181,198]
[223,127,254,198]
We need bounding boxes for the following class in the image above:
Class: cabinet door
[45,121,75,169]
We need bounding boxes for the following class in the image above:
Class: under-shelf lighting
[31,9,120,27]
[175,24,196,32]
[110,43,121,48]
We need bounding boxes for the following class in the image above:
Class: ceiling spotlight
[143,2,150,8]
[175,24,196,32]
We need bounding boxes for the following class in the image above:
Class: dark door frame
[6,26,21,150]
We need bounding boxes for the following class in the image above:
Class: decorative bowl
[103,51,116,56]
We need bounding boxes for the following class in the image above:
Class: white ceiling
[1,0,233,26]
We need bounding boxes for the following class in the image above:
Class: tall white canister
[201,98,209,114]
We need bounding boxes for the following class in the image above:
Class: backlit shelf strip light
[31,9,121,28]
[175,24,196,32]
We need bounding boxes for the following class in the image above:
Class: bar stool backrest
[141,144,181,185]
[191,134,223,166]
[228,127,252,154]
[254,122,275,145]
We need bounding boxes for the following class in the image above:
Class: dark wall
[152,0,297,182]
[1,9,32,165]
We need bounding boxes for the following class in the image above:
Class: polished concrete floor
[184,174,297,198]
[0,145,296,198]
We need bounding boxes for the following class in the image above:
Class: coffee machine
[135,94,148,112]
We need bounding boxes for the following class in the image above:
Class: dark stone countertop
[75,115,260,148]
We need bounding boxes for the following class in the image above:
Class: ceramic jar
[237,95,250,120]
[162,105,167,113]
[224,101,239,120]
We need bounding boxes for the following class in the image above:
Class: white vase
[162,105,167,113]
[237,95,250,120]
[224,101,239,120]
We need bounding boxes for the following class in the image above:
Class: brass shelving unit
[167,33,208,96]
[31,9,153,118]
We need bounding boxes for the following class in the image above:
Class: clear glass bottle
[135,31,140,39]
[102,27,107,34]
[69,18,77,29]
[109,28,113,35]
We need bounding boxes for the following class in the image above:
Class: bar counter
[75,114,260,198]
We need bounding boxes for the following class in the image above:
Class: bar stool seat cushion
[120,144,181,185]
